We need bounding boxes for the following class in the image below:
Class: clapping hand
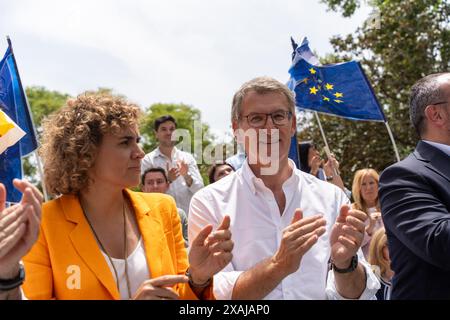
[187,216,233,285]
[166,162,180,182]
[330,204,367,269]
[0,180,43,279]
[272,209,326,275]
[177,160,189,177]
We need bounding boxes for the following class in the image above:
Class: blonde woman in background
[368,228,393,300]
[351,169,383,258]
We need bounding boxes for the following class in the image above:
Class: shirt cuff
[212,271,243,300]
[325,259,380,300]
[188,180,204,193]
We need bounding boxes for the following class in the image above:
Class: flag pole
[313,111,339,176]
[7,36,49,201]
[357,62,401,163]
[384,121,401,162]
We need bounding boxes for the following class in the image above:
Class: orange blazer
[22,190,213,300]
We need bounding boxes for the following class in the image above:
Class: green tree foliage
[23,87,70,185]
[140,103,216,184]
[299,0,449,188]
[26,86,70,134]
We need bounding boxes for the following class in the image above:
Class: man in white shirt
[188,76,379,300]
[141,115,204,214]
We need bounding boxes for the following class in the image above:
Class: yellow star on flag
[334,99,343,103]
[323,96,330,102]
[334,92,343,98]
[309,86,318,95]
[325,83,334,90]
[309,68,316,74]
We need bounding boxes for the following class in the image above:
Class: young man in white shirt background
[141,115,204,214]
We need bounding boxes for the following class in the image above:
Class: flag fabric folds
[0,41,38,202]
[0,109,25,154]
[288,38,386,122]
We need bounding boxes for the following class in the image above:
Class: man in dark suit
[379,72,450,299]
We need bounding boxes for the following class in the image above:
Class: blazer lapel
[125,190,165,278]
[415,141,450,184]
[61,195,120,300]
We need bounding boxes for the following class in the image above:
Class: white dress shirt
[188,159,379,300]
[141,147,204,213]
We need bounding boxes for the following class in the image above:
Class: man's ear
[424,105,446,126]
[232,120,238,133]
[290,112,297,137]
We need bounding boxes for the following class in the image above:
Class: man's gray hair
[231,76,296,122]
[410,72,448,136]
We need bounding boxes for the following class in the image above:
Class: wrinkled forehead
[241,90,291,114]
[108,123,140,138]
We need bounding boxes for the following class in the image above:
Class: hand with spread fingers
[132,275,189,300]
[177,160,189,177]
[272,209,327,276]
[0,179,43,279]
[187,215,233,286]
[166,162,180,182]
[330,204,368,269]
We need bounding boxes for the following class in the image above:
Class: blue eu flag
[288,38,386,122]
[0,40,38,202]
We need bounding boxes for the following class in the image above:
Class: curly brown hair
[40,93,142,196]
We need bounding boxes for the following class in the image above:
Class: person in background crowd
[0,180,43,300]
[207,162,235,184]
[21,93,232,300]
[351,168,383,259]
[189,76,379,300]
[368,228,393,300]
[225,143,246,171]
[141,115,204,214]
[298,141,350,197]
[141,167,189,247]
[379,72,450,299]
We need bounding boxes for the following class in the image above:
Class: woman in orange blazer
[22,93,233,300]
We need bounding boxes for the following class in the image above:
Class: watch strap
[331,255,358,274]
[185,268,212,288]
[0,264,25,291]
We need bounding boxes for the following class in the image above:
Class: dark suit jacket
[379,141,450,299]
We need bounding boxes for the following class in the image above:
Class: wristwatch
[0,264,25,291]
[331,255,358,273]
